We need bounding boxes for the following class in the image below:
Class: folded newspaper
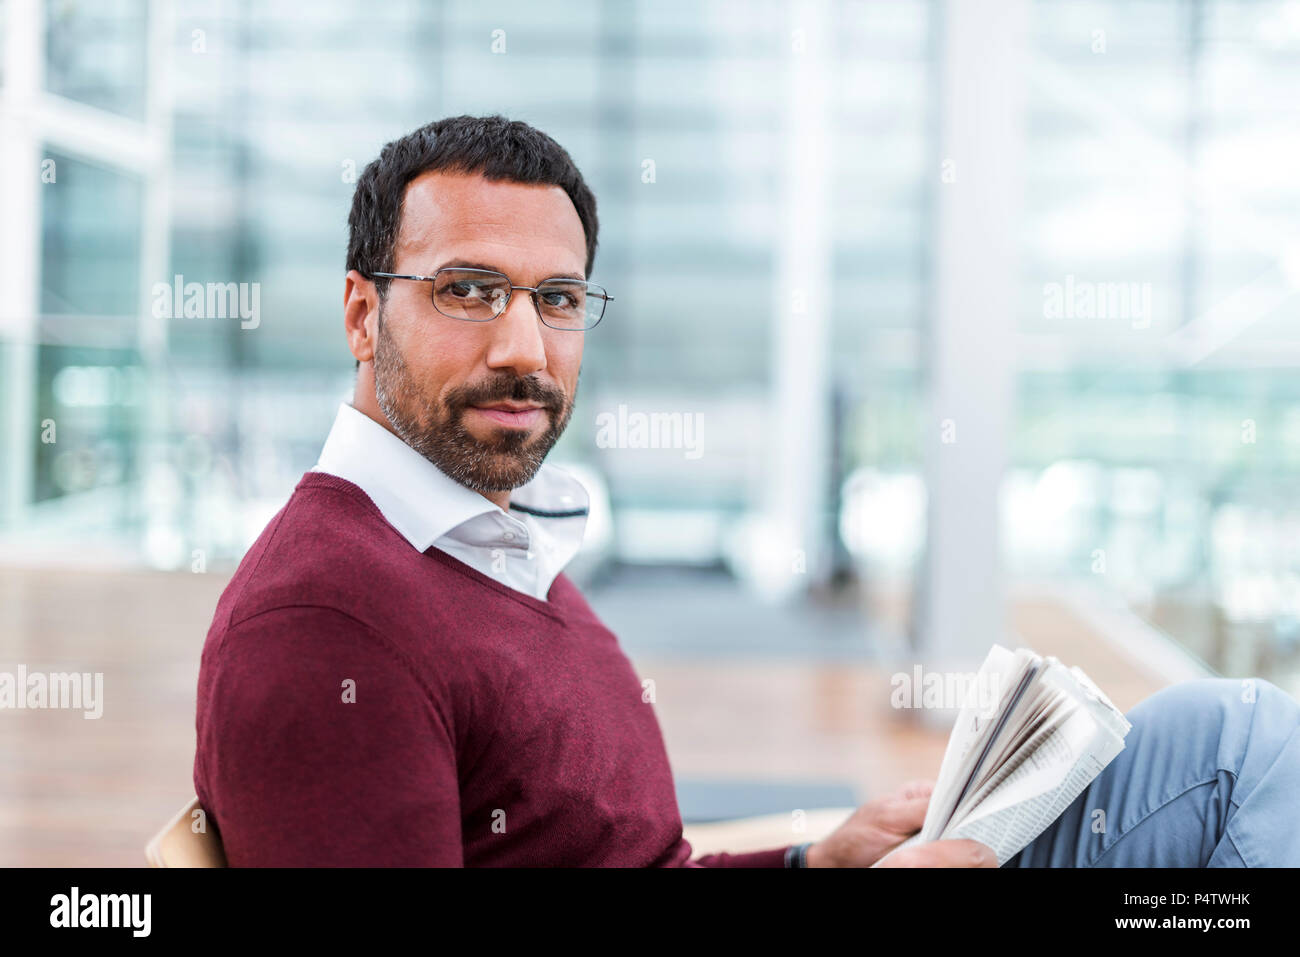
[875,644,1132,867]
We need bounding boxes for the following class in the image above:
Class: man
[194,114,1300,867]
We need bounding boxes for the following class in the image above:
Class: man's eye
[450,282,488,298]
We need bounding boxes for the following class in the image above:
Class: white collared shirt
[312,402,590,602]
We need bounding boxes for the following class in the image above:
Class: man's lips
[468,403,547,428]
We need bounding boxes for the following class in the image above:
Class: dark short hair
[347,114,600,367]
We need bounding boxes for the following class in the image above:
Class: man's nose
[484,288,547,377]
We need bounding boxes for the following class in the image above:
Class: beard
[372,304,575,494]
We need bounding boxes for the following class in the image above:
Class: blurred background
[3,0,1300,864]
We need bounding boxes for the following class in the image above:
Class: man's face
[370,170,588,493]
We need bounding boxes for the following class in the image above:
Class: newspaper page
[873,645,1131,867]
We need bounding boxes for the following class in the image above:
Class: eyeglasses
[369,267,612,331]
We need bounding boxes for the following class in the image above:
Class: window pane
[45,0,148,120]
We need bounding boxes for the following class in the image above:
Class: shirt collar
[312,402,589,554]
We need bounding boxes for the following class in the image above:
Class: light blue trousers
[1005,678,1300,867]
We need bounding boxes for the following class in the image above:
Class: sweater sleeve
[194,604,463,866]
[688,846,793,867]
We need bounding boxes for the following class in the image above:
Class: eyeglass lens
[432,269,604,329]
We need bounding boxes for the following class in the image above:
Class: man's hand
[804,779,997,868]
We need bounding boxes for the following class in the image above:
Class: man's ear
[344,269,380,365]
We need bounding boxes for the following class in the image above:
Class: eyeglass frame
[367,266,613,331]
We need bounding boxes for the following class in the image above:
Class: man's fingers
[895,779,935,800]
[874,793,931,834]
[874,839,997,868]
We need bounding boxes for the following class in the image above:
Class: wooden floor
[0,564,1177,866]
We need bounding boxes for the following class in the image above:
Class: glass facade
[44,0,149,120]
[3,0,1299,690]
[1009,0,1300,681]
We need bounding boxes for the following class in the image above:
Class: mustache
[452,376,565,410]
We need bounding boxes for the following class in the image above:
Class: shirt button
[503,531,515,541]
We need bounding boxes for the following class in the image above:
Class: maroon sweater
[194,471,791,867]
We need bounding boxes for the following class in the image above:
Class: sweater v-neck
[296,471,568,623]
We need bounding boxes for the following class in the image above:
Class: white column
[756,0,832,602]
[136,0,177,564]
[0,0,45,525]
[916,0,1028,690]
[140,0,175,367]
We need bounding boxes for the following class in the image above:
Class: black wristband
[785,842,813,868]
